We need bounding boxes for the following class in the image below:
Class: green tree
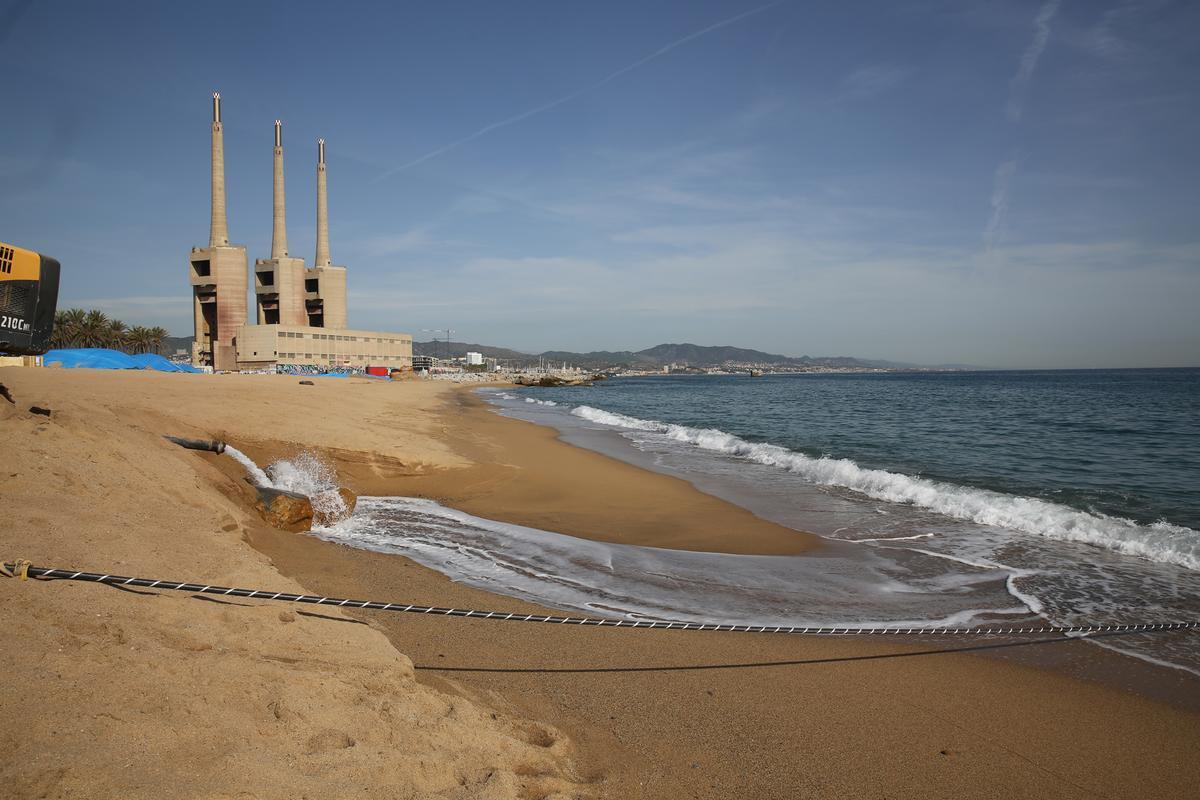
[53,308,88,348]
[49,308,172,354]
[79,310,111,348]
[106,319,129,351]
[124,326,150,353]
[148,326,168,355]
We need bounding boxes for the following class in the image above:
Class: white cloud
[983,158,1018,251]
[67,295,189,311]
[1006,0,1062,122]
[61,295,192,332]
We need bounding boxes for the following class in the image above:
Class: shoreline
[469,385,1200,703]
[246,380,1200,797]
[4,369,1199,798]
[303,383,822,556]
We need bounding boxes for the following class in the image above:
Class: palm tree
[106,319,129,351]
[51,311,73,349]
[51,308,88,348]
[79,310,111,348]
[48,308,170,353]
[126,326,155,354]
[148,326,168,355]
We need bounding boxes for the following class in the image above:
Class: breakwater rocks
[513,374,600,387]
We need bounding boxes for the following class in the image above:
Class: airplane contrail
[1006,0,1062,122]
[985,0,1062,251]
[984,157,1018,251]
[374,1,786,180]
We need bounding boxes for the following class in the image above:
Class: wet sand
[3,368,1198,799]
[255,512,1200,800]
[255,385,1200,799]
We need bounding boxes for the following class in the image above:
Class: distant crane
[420,328,456,362]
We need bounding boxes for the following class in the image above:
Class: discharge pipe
[163,435,226,454]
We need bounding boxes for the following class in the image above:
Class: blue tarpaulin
[43,349,203,373]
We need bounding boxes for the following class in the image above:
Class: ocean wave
[524,397,558,406]
[569,405,1200,571]
[314,496,1033,629]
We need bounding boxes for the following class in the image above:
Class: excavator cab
[0,241,60,356]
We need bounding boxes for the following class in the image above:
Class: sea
[309,369,1200,675]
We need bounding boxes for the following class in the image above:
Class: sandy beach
[2,367,1198,799]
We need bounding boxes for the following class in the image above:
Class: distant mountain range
[162,333,969,370]
[413,340,970,371]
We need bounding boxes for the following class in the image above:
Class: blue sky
[2,0,1197,368]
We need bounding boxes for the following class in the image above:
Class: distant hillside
[640,343,794,366]
[168,334,962,370]
[539,350,655,368]
[412,340,533,363]
[542,343,915,370]
[417,340,946,371]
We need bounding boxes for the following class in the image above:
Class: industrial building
[188,93,247,372]
[235,325,412,371]
[188,92,410,372]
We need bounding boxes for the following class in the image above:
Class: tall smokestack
[209,92,229,247]
[314,138,331,267]
[271,120,288,258]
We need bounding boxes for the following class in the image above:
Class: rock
[28,406,51,417]
[311,487,357,527]
[299,380,314,385]
[255,487,313,531]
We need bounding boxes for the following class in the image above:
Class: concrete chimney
[271,120,288,258]
[314,138,331,267]
[209,92,229,247]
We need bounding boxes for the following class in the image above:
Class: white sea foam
[313,496,1030,629]
[570,405,1200,571]
[524,397,558,406]
[225,447,349,523]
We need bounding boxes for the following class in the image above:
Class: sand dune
[1,369,584,799]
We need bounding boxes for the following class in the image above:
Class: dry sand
[2,367,1198,799]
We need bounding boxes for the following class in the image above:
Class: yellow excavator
[0,240,60,356]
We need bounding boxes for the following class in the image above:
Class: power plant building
[188,93,248,372]
[235,325,412,371]
[252,120,307,328]
[188,93,411,372]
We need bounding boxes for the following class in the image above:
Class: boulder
[255,487,314,532]
[312,487,358,527]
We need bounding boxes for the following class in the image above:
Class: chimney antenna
[271,120,288,258]
[209,91,229,246]
[315,138,330,266]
